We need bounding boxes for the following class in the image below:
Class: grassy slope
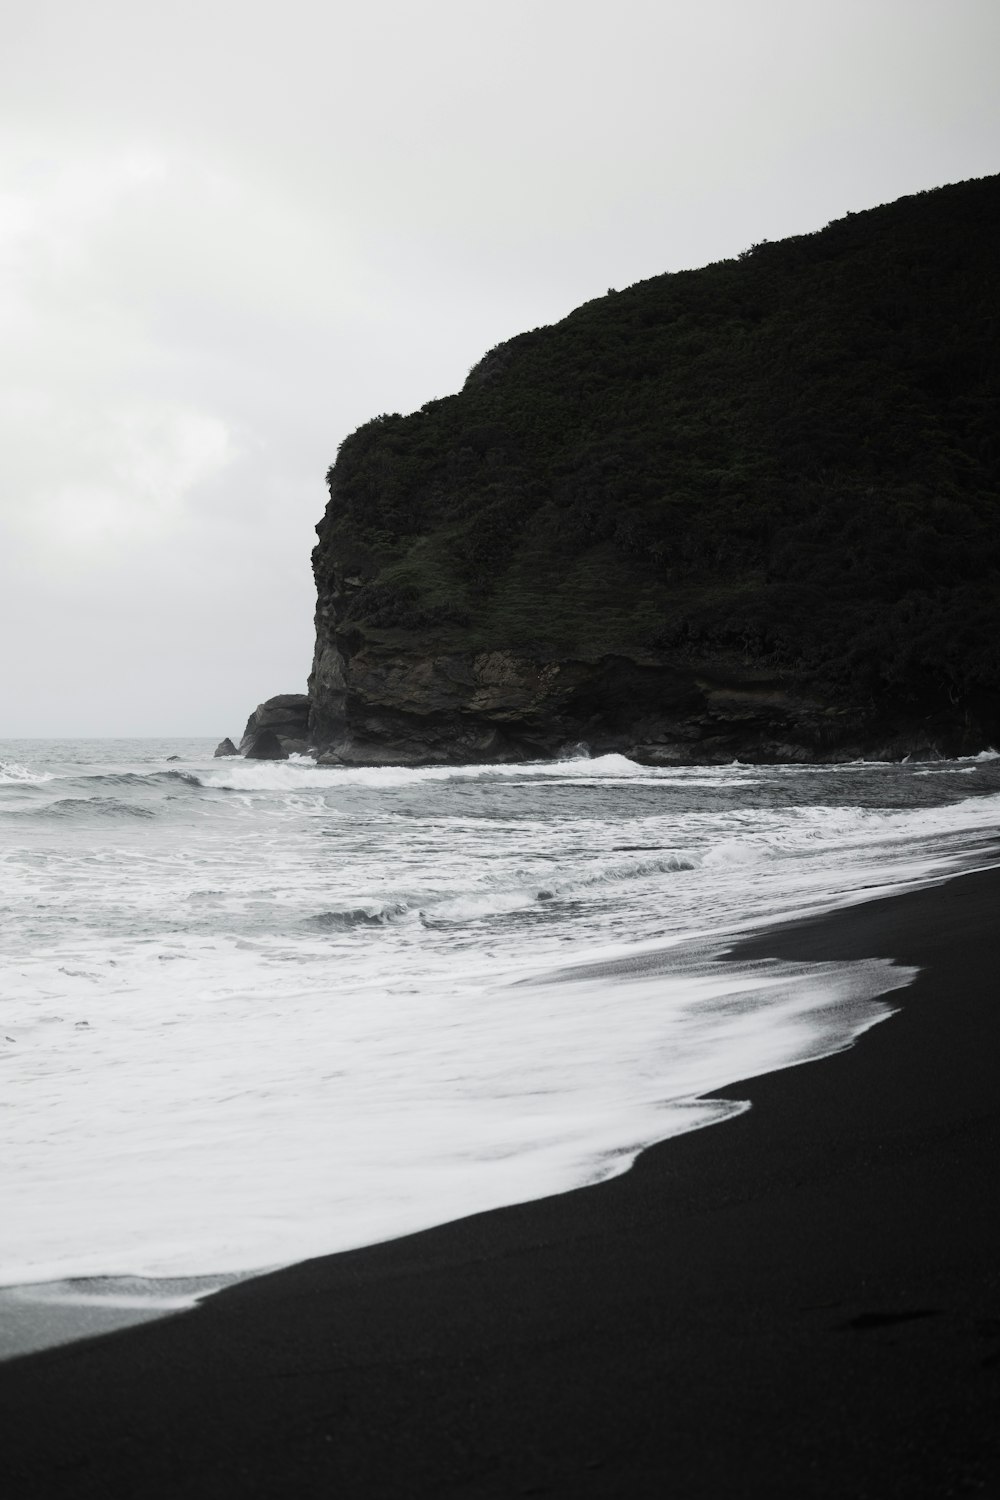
[314,174,1000,736]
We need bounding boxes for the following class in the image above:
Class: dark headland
[287,172,1000,769]
[2,863,998,1498]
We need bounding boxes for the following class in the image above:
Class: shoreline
[2,863,998,1495]
[0,1273,252,1363]
[0,881,930,1362]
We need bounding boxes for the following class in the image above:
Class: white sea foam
[1,738,998,1298]
[0,943,912,1285]
[0,758,52,783]
[195,751,649,792]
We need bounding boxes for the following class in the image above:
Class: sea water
[2,740,999,1316]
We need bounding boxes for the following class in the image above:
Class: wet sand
[0,1274,249,1362]
[1,865,998,1497]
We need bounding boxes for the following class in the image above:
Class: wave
[701,839,770,868]
[307,903,410,930]
[65,770,202,791]
[423,854,700,925]
[575,851,696,884]
[301,853,701,936]
[0,759,53,785]
[195,751,763,795]
[194,752,644,793]
[0,768,203,804]
[189,747,1000,797]
[0,768,207,820]
[298,788,1000,939]
[31,797,157,821]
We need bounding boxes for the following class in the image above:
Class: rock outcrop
[214,738,239,758]
[239,695,311,758]
[307,175,1000,766]
[307,638,960,767]
[243,728,289,761]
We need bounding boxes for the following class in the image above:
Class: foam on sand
[0,941,914,1291]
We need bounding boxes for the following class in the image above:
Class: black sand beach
[2,866,998,1498]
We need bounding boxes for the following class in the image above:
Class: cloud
[0,147,233,568]
[0,142,323,731]
[1,0,999,733]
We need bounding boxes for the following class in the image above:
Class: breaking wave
[305,853,710,934]
[0,759,53,784]
[196,752,673,794]
[307,903,411,930]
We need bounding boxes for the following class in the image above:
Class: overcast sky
[2,0,998,736]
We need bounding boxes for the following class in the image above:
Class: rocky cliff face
[307,629,961,767]
[308,175,1000,766]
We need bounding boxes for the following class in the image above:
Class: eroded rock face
[306,623,890,766]
[239,695,311,758]
[214,738,239,758]
[306,598,982,766]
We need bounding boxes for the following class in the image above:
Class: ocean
[3,738,999,1333]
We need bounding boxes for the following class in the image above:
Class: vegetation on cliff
[313,174,1000,748]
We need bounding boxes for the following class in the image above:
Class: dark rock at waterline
[243,728,288,761]
[239,695,311,756]
[213,739,239,758]
[307,646,876,767]
[166,755,181,762]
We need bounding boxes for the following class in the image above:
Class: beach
[1,861,998,1498]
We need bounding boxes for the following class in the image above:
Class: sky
[2,0,998,736]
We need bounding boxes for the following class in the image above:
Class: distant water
[3,738,999,1293]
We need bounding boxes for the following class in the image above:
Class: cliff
[309,174,1000,765]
